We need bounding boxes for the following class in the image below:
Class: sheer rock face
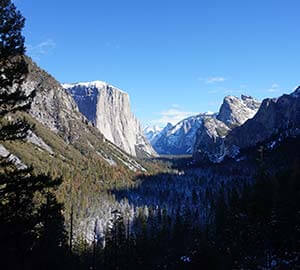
[22,57,86,143]
[193,95,261,162]
[63,81,156,158]
[226,87,300,153]
[194,87,300,163]
[217,95,261,128]
[147,94,261,157]
[7,57,148,172]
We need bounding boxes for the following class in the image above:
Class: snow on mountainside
[292,85,300,97]
[63,81,157,158]
[225,86,300,158]
[193,95,261,162]
[143,125,163,143]
[151,113,214,155]
[194,87,300,163]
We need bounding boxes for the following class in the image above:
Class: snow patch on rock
[26,130,54,154]
[0,144,27,169]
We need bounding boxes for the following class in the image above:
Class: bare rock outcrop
[63,81,156,157]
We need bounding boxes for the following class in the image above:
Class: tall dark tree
[32,192,68,270]
[0,167,63,269]
[104,210,127,270]
[0,0,34,140]
[0,2,68,269]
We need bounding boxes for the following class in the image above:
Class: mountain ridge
[193,87,300,163]
[149,95,260,156]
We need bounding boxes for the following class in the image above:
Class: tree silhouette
[0,0,34,140]
[0,2,68,269]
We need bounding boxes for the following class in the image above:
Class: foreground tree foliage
[0,1,68,269]
[0,164,68,269]
[0,0,34,138]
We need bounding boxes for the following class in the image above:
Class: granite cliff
[63,81,156,158]
[194,87,300,163]
[193,95,261,162]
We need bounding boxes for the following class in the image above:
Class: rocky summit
[217,94,261,128]
[149,94,261,157]
[63,81,157,158]
[193,95,261,162]
[225,87,300,157]
[193,88,300,163]
[2,57,150,173]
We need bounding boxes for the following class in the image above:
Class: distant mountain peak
[193,94,261,163]
[150,115,206,155]
[217,94,261,128]
[165,122,173,129]
[292,86,300,97]
[143,125,163,143]
[194,87,300,163]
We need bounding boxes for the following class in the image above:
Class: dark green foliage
[0,0,34,142]
[104,210,128,269]
[0,0,25,57]
[0,166,67,269]
[0,2,70,269]
[88,166,299,270]
[0,0,34,117]
[31,192,68,270]
[209,168,300,269]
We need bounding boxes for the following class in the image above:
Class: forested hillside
[1,1,299,269]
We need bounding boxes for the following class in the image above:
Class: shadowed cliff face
[193,95,261,162]
[194,87,300,163]
[147,94,261,157]
[63,81,157,158]
[226,87,300,151]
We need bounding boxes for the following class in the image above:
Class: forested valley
[1,1,300,269]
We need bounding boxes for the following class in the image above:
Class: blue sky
[15,0,300,127]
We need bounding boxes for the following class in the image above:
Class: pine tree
[0,0,35,140]
[0,2,68,269]
[104,210,127,270]
[0,165,63,269]
[32,191,68,270]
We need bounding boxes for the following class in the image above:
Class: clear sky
[14,0,300,127]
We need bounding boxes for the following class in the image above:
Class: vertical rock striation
[63,81,156,157]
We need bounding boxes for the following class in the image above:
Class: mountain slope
[152,115,210,155]
[144,125,163,143]
[63,81,157,158]
[1,57,159,178]
[1,56,168,241]
[225,87,300,158]
[150,94,260,157]
[217,95,261,128]
[193,95,261,162]
[193,87,300,163]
